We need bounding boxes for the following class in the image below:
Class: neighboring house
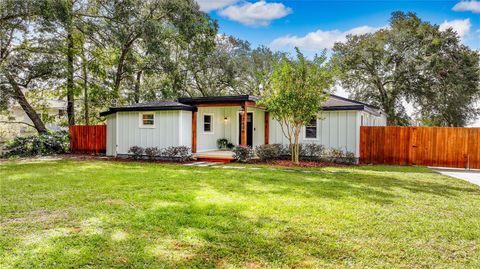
[0,99,67,147]
[100,95,387,158]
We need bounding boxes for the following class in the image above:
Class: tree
[332,11,480,126]
[408,29,480,126]
[0,0,60,134]
[261,48,334,163]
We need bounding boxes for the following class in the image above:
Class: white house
[100,95,387,159]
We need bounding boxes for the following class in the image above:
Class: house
[0,99,66,149]
[100,95,386,159]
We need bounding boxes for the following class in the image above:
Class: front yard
[1,159,479,268]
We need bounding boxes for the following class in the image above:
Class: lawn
[1,160,480,268]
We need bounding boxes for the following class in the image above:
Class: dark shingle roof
[99,100,195,116]
[322,94,383,116]
[178,95,259,104]
[100,94,384,117]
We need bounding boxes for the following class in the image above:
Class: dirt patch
[1,209,69,226]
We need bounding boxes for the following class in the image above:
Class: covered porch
[178,96,270,155]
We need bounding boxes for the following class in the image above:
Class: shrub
[302,143,325,160]
[344,151,356,164]
[320,148,344,163]
[217,138,229,150]
[144,147,160,159]
[226,143,235,150]
[255,144,282,161]
[3,131,69,157]
[128,146,144,159]
[163,146,192,162]
[233,145,253,163]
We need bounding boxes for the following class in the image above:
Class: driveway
[431,167,480,186]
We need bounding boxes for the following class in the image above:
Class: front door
[239,112,253,147]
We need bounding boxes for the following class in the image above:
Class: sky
[196,0,480,126]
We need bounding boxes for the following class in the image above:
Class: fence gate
[69,125,106,154]
[360,126,480,169]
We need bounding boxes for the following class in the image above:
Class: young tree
[261,48,334,163]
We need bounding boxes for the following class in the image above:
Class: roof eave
[99,105,197,117]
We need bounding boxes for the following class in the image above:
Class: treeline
[1,1,479,133]
[0,0,280,133]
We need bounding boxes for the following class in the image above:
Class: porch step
[195,157,232,164]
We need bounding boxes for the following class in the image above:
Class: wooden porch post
[192,110,197,153]
[264,111,269,144]
[241,102,247,146]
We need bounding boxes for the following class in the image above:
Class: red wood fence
[360,126,480,169]
[69,125,106,154]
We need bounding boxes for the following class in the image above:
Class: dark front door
[239,112,253,146]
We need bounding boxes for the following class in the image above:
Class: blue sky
[197,0,479,55]
[197,0,480,126]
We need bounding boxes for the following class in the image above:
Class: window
[139,112,155,128]
[305,118,317,139]
[203,114,213,133]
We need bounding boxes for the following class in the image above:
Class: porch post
[241,102,247,146]
[192,110,197,153]
[264,111,269,144]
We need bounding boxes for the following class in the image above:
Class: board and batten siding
[106,114,116,156]
[269,111,361,156]
[110,110,191,156]
[196,106,266,152]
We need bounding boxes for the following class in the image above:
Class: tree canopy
[332,12,480,126]
[261,48,335,163]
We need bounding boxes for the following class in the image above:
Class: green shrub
[128,146,144,159]
[226,143,235,150]
[255,144,282,161]
[233,145,253,163]
[163,146,192,162]
[344,151,356,164]
[302,143,325,160]
[144,147,160,159]
[3,131,69,157]
[217,138,229,150]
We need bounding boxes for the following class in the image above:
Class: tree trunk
[293,126,301,163]
[133,70,142,103]
[66,17,75,126]
[5,72,47,134]
[113,36,137,102]
[81,46,89,125]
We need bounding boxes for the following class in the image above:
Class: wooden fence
[69,125,106,154]
[360,126,480,169]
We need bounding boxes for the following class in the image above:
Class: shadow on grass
[2,160,480,268]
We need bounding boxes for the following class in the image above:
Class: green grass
[1,160,479,268]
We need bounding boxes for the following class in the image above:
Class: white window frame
[303,118,318,140]
[138,112,155,128]
[202,113,214,134]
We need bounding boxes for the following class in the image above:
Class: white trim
[202,113,214,134]
[138,112,156,128]
[303,118,319,140]
[236,110,254,145]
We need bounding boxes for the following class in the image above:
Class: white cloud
[270,25,381,51]
[439,18,472,38]
[196,0,239,12]
[218,1,292,27]
[452,1,480,13]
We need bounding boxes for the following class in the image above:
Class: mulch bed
[250,159,354,168]
[3,154,356,168]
